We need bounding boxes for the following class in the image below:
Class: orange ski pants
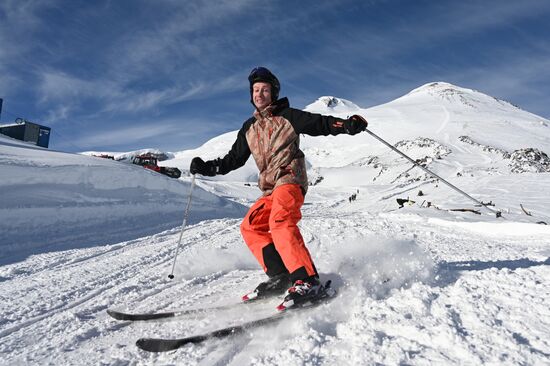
[240,184,317,281]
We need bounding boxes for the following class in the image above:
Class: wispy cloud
[444,52,550,116]
[45,104,71,123]
[38,71,107,102]
[27,0,267,118]
[282,1,550,113]
[69,115,233,150]
[101,1,257,82]
[346,45,550,112]
[36,66,244,118]
[104,73,244,112]
[432,1,550,36]
[0,0,54,94]
[4,0,550,151]
[71,121,179,148]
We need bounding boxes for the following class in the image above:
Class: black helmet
[248,66,280,102]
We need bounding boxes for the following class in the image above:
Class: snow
[0,135,245,262]
[1,82,550,365]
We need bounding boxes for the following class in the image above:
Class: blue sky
[1,0,549,153]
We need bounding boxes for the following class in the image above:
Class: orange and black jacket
[210,97,352,195]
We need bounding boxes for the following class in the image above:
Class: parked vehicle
[132,153,181,179]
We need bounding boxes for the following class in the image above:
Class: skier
[189,67,368,310]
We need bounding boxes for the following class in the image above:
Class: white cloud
[69,114,235,150]
[102,0,257,80]
[44,104,71,124]
[38,71,100,102]
[4,0,550,150]
[72,121,178,147]
[0,0,55,94]
[37,68,243,116]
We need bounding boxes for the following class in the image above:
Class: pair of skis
[108,281,337,352]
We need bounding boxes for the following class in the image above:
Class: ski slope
[1,180,549,365]
[1,82,550,364]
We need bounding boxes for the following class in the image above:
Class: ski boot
[276,278,335,311]
[242,273,291,302]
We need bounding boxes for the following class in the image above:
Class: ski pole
[168,174,197,279]
[364,128,501,217]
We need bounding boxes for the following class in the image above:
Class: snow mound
[0,136,246,262]
[304,96,361,114]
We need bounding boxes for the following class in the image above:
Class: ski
[136,281,337,352]
[136,311,287,352]
[108,308,191,321]
[107,293,279,321]
[107,302,241,321]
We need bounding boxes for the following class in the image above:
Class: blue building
[0,120,51,148]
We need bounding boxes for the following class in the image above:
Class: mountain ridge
[163,81,549,178]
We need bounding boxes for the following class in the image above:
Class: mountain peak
[408,81,475,97]
[401,81,515,111]
[304,96,360,114]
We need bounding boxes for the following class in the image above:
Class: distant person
[190,67,368,310]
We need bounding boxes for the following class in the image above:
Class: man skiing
[190,67,368,310]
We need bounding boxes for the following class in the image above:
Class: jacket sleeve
[210,119,252,175]
[285,108,349,136]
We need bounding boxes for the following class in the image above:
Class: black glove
[344,114,368,135]
[189,157,217,176]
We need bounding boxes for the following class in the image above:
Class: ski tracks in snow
[1,197,549,365]
[0,218,251,363]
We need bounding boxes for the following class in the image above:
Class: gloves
[189,157,217,176]
[343,114,368,135]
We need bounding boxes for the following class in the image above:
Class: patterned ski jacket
[210,97,353,195]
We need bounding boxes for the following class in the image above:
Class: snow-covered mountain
[167,81,550,220]
[1,82,549,364]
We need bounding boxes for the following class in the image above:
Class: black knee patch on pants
[262,243,288,277]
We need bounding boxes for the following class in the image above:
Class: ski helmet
[248,67,280,103]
